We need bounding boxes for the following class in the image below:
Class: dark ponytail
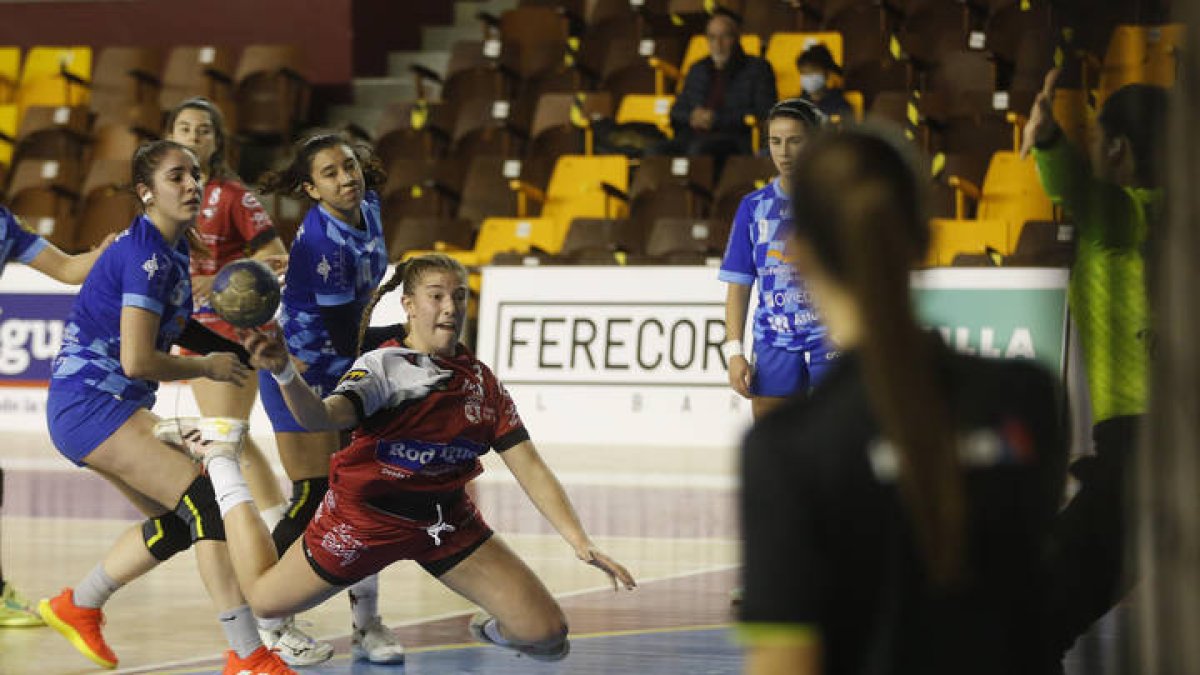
[791,126,965,587]
[259,130,387,199]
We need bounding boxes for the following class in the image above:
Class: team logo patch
[316,255,331,282]
[339,368,368,384]
[321,523,363,568]
[142,254,160,279]
[242,192,262,209]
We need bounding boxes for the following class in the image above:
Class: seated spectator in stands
[797,44,853,121]
[662,9,777,164]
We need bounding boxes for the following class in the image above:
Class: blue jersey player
[254,132,404,663]
[36,141,297,674]
[719,99,836,420]
[0,206,113,628]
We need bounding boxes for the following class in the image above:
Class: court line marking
[110,565,740,674]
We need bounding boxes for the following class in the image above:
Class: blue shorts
[750,344,808,398]
[259,367,340,433]
[47,384,151,466]
[805,339,840,390]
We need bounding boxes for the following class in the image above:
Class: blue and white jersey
[0,206,48,277]
[51,216,192,405]
[718,178,819,351]
[280,191,388,382]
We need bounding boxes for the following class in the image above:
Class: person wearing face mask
[154,253,637,664]
[796,44,853,122]
[664,9,777,167]
[37,140,296,674]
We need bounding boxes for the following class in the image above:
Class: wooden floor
[0,432,743,674]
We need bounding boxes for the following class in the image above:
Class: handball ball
[209,259,281,329]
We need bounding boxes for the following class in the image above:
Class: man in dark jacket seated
[660,9,777,164]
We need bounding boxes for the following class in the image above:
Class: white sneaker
[351,616,405,664]
[258,617,333,667]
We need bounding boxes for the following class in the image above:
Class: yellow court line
[150,623,736,673]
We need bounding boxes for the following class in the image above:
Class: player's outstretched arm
[500,440,637,591]
[121,306,248,384]
[242,328,358,431]
[27,233,116,284]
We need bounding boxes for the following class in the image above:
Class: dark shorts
[47,384,150,466]
[178,312,239,357]
[302,487,493,586]
[750,343,807,398]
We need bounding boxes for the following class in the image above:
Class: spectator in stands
[796,44,853,121]
[1021,69,1168,661]
[662,9,777,165]
[739,125,1067,675]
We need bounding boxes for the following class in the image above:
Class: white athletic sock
[348,575,380,629]
[256,615,286,632]
[73,563,122,609]
[218,605,262,658]
[206,456,253,518]
[260,503,287,530]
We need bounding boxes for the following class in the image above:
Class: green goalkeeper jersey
[1033,138,1161,423]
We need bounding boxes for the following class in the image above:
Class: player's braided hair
[259,131,387,199]
[791,125,964,588]
[132,139,210,259]
[355,254,469,355]
[165,97,235,181]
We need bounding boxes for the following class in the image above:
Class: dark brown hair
[164,97,235,181]
[259,131,386,199]
[355,254,469,355]
[132,140,210,259]
[791,126,964,587]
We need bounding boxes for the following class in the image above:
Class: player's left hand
[238,327,290,373]
[576,543,637,591]
[259,254,289,278]
[192,274,215,306]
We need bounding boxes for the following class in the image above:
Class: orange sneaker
[38,588,118,669]
[222,645,297,674]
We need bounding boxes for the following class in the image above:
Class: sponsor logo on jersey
[375,438,485,473]
[320,522,363,567]
[242,192,262,209]
[339,368,368,384]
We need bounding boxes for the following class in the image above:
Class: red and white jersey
[191,178,277,276]
[329,342,529,499]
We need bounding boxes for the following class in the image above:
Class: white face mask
[800,72,827,94]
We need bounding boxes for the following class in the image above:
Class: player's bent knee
[142,514,193,561]
[173,475,226,542]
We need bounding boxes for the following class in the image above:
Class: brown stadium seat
[89,121,156,164]
[1005,219,1075,267]
[623,154,714,234]
[711,155,775,229]
[74,158,138,251]
[894,0,976,68]
[233,45,310,139]
[7,157,83,251]
[12,105,92,167]
[90,47,164,124]
[380,158,467,222]
[385,217,476,262]
[457,155,549,227]
[160,46,236,111]
[450,97,527,160]
[556,217,644,264]
[922,50,997,118]
[744,1,804,41]
[374,101,452,164]
[642,216,727,264]
[527,91,612,158]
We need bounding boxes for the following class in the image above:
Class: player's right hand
[1020,68,1061,159]
[728,354,753,399]
[239,328,289,374]
[202,351,250,385]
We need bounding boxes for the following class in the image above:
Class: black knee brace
[271,477,328,555]
[142,514,193,561]
[174,475,226,542]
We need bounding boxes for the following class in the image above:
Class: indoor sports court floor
[0,432,744,674]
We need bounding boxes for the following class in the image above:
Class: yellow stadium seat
[402,217,559,294]
[976,152,1055,235]
[616,94,675,136]
[1098,23,1183,103]
[765,32,843,99]
[676,34,762,92]
[540,155,629,243]
[842,90,863,123]
[16,46,92,114]
[926,218,1010,267]
[0,104,16,168]
[0,47,19,103]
